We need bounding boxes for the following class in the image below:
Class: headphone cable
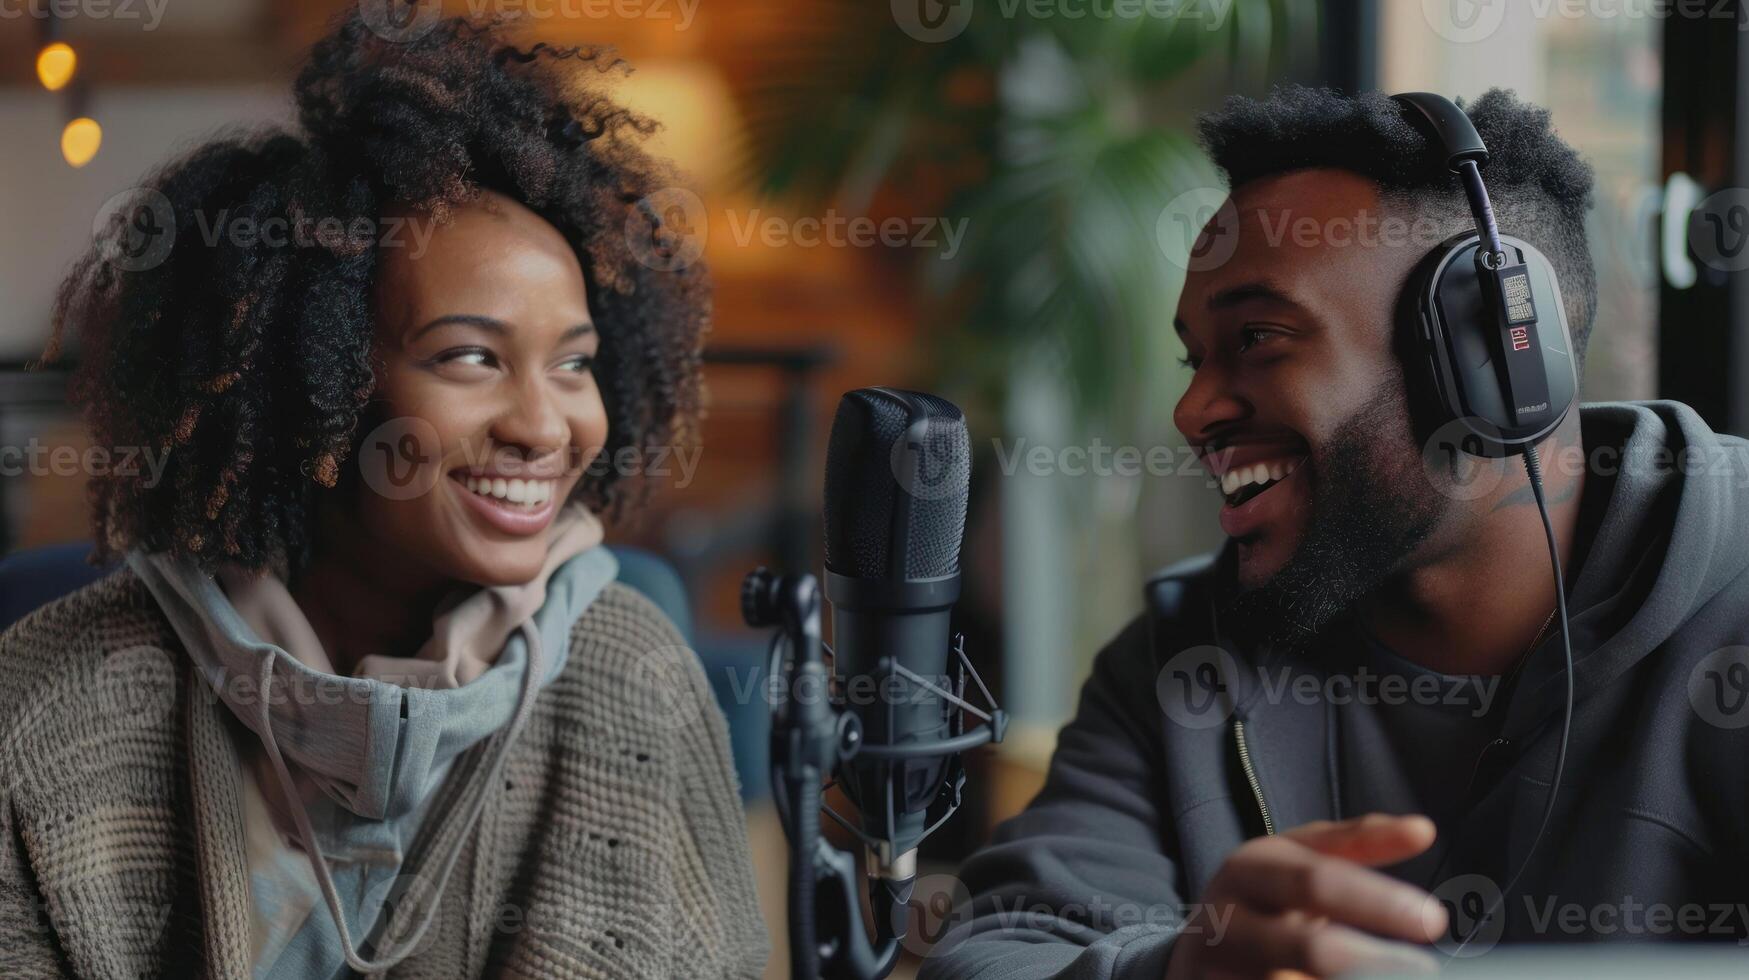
[1446,443,1576,956]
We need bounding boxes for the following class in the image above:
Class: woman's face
[361,190,607,587]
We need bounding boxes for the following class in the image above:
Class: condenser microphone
[822,387,971,880]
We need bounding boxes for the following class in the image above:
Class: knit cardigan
[0,568,769,979]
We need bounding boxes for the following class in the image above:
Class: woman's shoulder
[552,581,721,732]
[0,568,184,773]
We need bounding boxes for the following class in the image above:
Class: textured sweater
[0,568,770,979]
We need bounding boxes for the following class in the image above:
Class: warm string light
[61,116,102,168]
[36,41,76,91]
[38,17,99,168]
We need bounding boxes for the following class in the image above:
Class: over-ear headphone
[1389,92,1578,958]
[1392,92,1579,458]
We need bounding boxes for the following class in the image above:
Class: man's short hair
[1197,87,1598,376]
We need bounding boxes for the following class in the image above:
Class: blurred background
[1,0,1740,975]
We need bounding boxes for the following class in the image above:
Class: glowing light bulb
[36,43,76,92]
[61,117,102,168]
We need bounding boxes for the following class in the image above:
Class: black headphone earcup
[1399,232,1577,458]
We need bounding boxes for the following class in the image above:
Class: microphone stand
[742,568,1006,980]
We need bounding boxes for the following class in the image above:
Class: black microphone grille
[823,388,971,581]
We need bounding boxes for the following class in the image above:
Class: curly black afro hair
[43,10,707,576]
[1197,86,1598,373]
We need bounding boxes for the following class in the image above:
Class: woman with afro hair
[0,9,766,978]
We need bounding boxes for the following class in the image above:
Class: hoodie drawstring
[250,620,545,974]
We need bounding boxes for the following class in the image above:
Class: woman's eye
[437,347,496,368]
[559,354,596,374]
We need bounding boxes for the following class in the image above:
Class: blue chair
[0,541,768,800]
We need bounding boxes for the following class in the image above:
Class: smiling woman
[1,9,766,979]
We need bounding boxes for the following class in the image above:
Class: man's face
[1173,169,1456,639]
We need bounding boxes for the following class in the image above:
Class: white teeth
[1219,458,1303,498]
[460,474,555,508]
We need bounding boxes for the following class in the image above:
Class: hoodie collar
[126,501,619,974]
[1489,402,1749,735]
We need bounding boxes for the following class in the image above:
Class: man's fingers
[1282,813,1438,866]
[1217,838,1448,944]
[1211,905,1441,978]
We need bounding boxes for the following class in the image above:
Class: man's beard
[1220,381,1447,655]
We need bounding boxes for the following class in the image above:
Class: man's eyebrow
[1175,280,1303,338]
[1205,281,1301,311]
[408,315,595,343]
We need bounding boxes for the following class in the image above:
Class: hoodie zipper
[1233,718,1274,835]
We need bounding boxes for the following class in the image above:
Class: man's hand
[1164,813,1449,980]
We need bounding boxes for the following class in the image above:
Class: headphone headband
[1391,92,1490,171]
[1389,91,1576,457]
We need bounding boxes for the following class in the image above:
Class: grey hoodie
[126,518,618,979]
[921,401,1749,978]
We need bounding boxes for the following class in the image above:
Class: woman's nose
[492,375,570,463]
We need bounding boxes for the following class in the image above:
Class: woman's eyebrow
[407,315,595,343]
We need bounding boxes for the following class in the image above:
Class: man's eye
[1237,325,1277,353]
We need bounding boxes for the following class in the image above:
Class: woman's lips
[1217,460,1307,539]
[450,472,560,535]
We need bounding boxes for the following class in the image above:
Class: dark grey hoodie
[919,401,1749,979]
